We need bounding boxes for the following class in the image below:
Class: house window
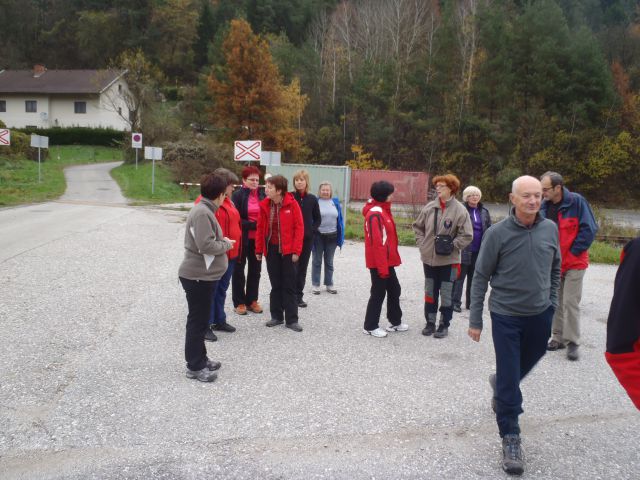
[118,84,122,93]
[0,100,6,112]
[25,100,37,112]
[74,101,87,114]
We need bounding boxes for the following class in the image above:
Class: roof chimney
[33,64,47,78]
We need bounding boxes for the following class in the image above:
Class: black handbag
[434,209,454,256]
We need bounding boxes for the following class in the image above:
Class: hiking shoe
[234,304,247,315]
[206,359,221,371]
[265,318,284,327]
[386,323,409,332]
[186,368,217,382]
[433,324,449,338]
[298,300,308,308]
[502,434,525,475]
[326,286,337,294]
[547,339,565,351]
[453,305,462,313]
[286,322,303,332]
[312,286,321,295]
[567,342,579,361]
[363,327,388,338]
[489,373,497,413]
[212,322,236,333]
[422,322,436,336]
[204,327,218,342]
[248,301,263,313]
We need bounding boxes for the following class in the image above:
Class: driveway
[0,165,638,479]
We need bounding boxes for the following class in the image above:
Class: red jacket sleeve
[368,213,390,278]
[255,203,266,256]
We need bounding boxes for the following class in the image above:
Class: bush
[163,139,236,183]
[8,131,30,157]
[16,127,124,146]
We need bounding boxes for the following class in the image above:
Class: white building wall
[0,95,50,128]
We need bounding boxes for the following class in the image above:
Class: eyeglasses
[246,177,260,182]
[435,184,449,189]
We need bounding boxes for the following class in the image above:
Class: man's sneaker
[422,322,436,336]
[502,434,525,475]
[234,304,247,315]
[567,342,579,361]
[326,286,337,294]
[212,322,236,333]
[547,339,565,351]
[433,324,449,338]
[286,322,303,332]
[248,301,263,313]
[386,323,409,332]
[312,286,321,295]
[298,300,308,308]
[186,368,217,382]
[363,327,388,338]
[453,305,462,313]
[265,318,284,327]
[489,373,497,413]
[204,327,218,342]
[206,359,221,371]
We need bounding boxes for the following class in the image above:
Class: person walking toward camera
[231,166,266,316]
[178,173,235,382]
[311,181,345,295]
[362,181,406,337]
[255,175,305,332]
[413,174,472,338]
[292,170,321,307]
[452,186,491,312]
[468,175,560,475]
[540,171,598,361]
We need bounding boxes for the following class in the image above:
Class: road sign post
[144,146,162,194]
[30,134,49,183]
[132,133,143,170]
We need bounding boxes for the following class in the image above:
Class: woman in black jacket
[292,169,321,307]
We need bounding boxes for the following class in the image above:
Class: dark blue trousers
[210,258,236,325]
[491,306,554,437]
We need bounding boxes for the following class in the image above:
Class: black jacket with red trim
[363,199,401,278]
[605,237,640,410]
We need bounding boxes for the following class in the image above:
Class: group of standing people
[177,167,344,381]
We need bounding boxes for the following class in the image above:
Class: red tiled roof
[0,69,125,94]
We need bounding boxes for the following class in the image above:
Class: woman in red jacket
[255,175,305,332]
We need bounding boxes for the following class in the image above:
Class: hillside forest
[1,0,639,202]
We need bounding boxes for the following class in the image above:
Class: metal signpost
[260,151,281,167]
[30,134,49,183]
[131,133,143,169]
[144,146,162,194]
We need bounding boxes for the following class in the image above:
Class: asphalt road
[1,164,638,479]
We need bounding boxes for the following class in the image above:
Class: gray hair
[540,171,563,188]
[462,186,482,202]
[213,167,239,186]
[318,180,333,197]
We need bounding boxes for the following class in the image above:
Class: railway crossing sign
[234,140,262,161]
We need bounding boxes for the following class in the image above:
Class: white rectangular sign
[30,134,49,149]
[131,133,143,149]
[234,140,262,162]
[0,129,10,146]
[260,151,281,166]
[144,146,162,160]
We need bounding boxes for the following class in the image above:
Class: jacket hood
[362,199,391,217]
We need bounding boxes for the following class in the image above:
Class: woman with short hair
[452,186,491,312]
[412,174,472,339]
[311,181,344,295]
[178,173,234,382]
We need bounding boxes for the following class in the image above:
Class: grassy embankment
[0,146,122,206]
[110,162,199,204]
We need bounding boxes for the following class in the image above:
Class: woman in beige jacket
[412,174,472,338]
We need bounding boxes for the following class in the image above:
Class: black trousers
[266,244,299,324]
[179,277,218,371]
[364,267,402,331]
[452,251,479,309]
[232,238,262,307]
[295,235,313,302]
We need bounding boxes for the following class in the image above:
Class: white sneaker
[386,323,409,332]
[363,327,388,338]
[312,286,321,295]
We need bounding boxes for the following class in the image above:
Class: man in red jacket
[606,237,640,410]
[362,181,407,338]
[255,175,304,332]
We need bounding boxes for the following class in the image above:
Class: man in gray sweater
[467,176,561,476]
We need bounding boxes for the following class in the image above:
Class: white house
[0,65,132,130]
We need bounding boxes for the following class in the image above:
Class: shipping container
[350,169,430,204]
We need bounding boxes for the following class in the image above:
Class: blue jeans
[312,232,337,287]
[209,258,236,326]
[491,306,554,437]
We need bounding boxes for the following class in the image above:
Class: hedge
[15,127,125,146]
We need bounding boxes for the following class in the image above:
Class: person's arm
[292,200,304,260]
[454,207,473,251]
[468,227,499,339]
[254,204,266,261]
[192,212,231,256]
[412,207,427,245]
[334,198,345,248]
[571,196,598,255]
[311,196,321,233]
[367,213,390,278]
[549,227,561,309]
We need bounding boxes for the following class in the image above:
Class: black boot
[433,324,449,338]
[422,322,436,336]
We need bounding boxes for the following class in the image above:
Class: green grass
[345,208,623,265]
[0,146,122,206]
[110,162,199,204]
